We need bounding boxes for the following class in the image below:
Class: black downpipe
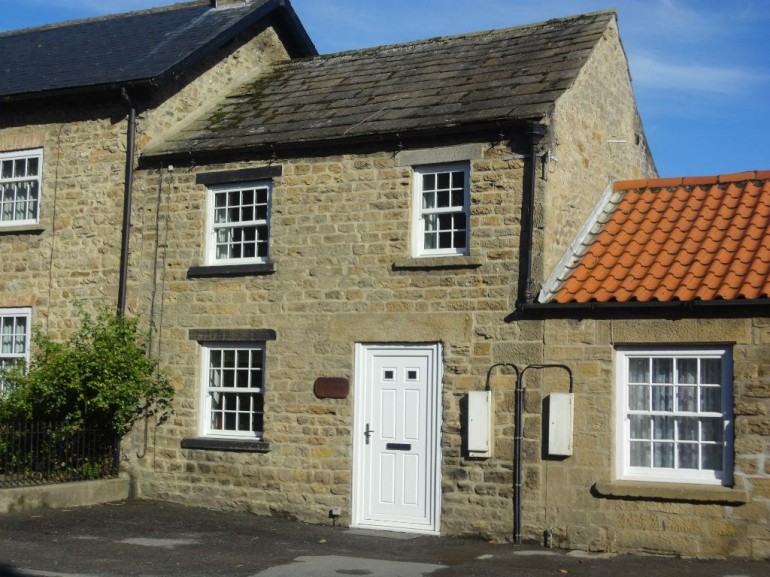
[517,121,547,305]
[117,88,136,316]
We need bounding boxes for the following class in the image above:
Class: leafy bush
[0,307,173,435]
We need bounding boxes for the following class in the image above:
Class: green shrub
[0,307,173,435]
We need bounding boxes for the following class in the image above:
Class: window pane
[256,188,268,205]
[701,359,722,384]
[222,369,235,387]
[437,189,450,208]
[678,443,698,469]
[422,174,435,191]
[677,358,697,384]
[702,444,723,471]
[677,386,697,412]
[701,418,723,443]
[677,417,698,441]
[1,160,11,178]
[652,358,673,383]
[1,333,11,354]
[630,441,650,467]
[651,385,673,411]
[437,172,450,189]
[628,385,648,410]
[653,416,674,440]
[451,188,464,207]
[422,192,435,209]
[629,359,649,383]
[236,369,250,388]
[653,442,674,467]
[629,415,650,439]
[27,158,39,176]
[701,387,722,413]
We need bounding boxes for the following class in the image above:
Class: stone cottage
[521,171,770,558]
[128,2,656,547]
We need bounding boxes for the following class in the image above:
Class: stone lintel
[396,143,484,167]
[610,318,751,345]
[329,313,472,343]
[189,328,277,342]
[195,165,282,186]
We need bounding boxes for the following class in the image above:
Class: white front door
[352,344,442,534]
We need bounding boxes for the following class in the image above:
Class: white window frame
[615,346,733,486]
[411,162,470,257]
[0,308,32,389]
[199,342,265,439]
[205,180,271,265]
[0,149,43,226]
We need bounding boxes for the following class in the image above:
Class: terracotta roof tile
[548,171,770,304]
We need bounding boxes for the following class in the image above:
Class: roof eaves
[513,297,770,321]
[140,116,542,165]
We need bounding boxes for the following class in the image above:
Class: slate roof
[145,10,616,158]
[0,0,315,100]
[540,171,770,304]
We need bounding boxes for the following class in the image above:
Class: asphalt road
[0,500,766,577]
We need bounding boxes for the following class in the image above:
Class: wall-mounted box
[467,390,493,458]
[547,393,574,457]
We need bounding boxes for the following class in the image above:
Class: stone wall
[0,102,128,339]
[537,317,770,559]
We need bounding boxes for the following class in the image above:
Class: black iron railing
[0,422,120,488]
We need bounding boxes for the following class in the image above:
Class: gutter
[117,88,137,316]
[511,298,770,321]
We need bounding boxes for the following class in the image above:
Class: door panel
[353,344,442,534]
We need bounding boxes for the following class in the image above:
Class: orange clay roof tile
[550,172,770,304]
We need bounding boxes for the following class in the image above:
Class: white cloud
[630,52,760,96]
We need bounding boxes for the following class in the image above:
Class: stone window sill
[181,437,270,453]
[0,225,45,236]
[187,262,275,278]
[392,256,483,271]
[593,480,749,505]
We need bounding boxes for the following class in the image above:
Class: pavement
[0,500,766,577]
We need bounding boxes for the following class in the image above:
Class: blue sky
[2,0,768,177]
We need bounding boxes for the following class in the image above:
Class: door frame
[351,342,443,534]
